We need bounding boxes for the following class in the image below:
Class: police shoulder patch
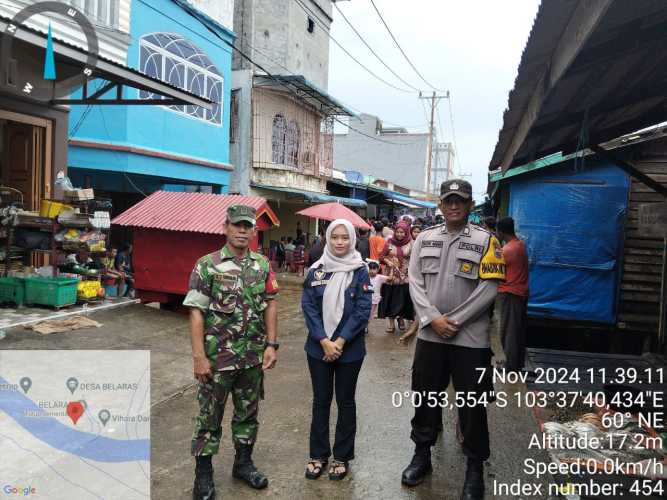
[479,236,506,280]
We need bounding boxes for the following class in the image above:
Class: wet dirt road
[149,285,554,500]
[1,283,554,499]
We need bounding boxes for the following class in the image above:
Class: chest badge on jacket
[459,261,474,274]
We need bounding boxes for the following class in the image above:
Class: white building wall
[188,0,234,31]
[119,0,131,33]
[334,114,430,192]
[0,0,131,64]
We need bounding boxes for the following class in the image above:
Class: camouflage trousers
[191,365,264,456]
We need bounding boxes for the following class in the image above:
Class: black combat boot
[232,444,268,489]
[193,456,215,500]
[401,445,432,486]
[460,457,485,500]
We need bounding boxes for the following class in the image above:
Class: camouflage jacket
[183,245,279,371]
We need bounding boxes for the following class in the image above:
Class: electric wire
[179,4,421,146]
[292,0,414,94]
[332,1,422,93]
[238,30,425,133]
[69,80,104,136]
[369,0,446,92]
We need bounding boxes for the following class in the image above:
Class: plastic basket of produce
[77,280,101,300]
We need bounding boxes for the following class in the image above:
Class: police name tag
[459,242,484,254]
[311,280,330,287]
[421,240,443,248]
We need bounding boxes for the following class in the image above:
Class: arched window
[272,114,287,164]
[139,33,223,125]
[285,121,300,167]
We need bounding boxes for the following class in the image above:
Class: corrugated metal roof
[489,0,667,172]
[112,191,279,234]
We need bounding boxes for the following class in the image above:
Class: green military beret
[227,204,257,225]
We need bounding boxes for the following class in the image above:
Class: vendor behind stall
[95,248,126,293]
[115,243,134,297]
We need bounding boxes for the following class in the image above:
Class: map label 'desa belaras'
[76,382,140,391]
[0,350,151,500]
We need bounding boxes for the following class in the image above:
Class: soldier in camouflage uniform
[183,205,279,500]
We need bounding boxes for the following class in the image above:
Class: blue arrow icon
[43,21,56,80]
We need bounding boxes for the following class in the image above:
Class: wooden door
[4,122,33,209]
[2,118,50,267]
[2,120,49,211]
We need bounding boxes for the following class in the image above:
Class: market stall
[0,180,114,309]
[112,191,280,306]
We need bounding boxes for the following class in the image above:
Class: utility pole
[419,91,448,197]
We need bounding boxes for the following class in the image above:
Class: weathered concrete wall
[251,167,327,193]
[233,0,330,89]
[334,114,430,192]
[286,0,331,90]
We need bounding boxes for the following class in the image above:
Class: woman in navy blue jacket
[302,219,372,481]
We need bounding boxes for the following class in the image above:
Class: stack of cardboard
[65,189,95,201]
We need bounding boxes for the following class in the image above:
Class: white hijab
[311,219,365,339]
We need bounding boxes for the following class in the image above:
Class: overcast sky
[327,0,540,200]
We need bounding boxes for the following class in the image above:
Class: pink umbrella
[296,203,371,229]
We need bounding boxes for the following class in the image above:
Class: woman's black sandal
[305,459,327,479]
[328,460,349,481]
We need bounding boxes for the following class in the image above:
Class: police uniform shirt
[408,223,506,349]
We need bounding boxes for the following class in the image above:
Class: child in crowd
[367,260,389,320]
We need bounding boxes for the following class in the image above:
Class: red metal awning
[112,191,280,234]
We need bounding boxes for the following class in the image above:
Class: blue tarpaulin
[384,192,437,209]
[509,161,629,324]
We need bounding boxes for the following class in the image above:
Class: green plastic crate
[24,277,78,307]
[0,277,25,306]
